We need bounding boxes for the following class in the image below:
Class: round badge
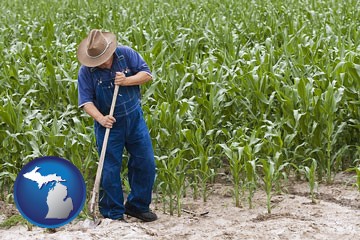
[14,156,86,228]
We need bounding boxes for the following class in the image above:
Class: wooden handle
[89,84,120,214]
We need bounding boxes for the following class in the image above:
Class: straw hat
[77,29,117,67]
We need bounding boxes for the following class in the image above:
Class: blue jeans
[95,107,156,219]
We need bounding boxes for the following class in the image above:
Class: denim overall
[92,49,155,219]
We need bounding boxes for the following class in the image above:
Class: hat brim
[77,32,117,67]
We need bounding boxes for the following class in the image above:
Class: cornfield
[1,0,359,216]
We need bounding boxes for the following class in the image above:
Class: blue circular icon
[14,156,86,228]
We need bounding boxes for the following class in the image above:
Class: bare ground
[0,172,359,240]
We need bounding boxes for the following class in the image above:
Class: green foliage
[0,214,32,230]
[0,0,359,214]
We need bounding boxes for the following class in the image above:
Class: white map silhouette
[23,166,73,219]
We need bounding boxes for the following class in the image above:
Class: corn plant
[219,143,245,208]
[300,158,318,203]
[182,123,216,202]
[244,159,257,209]
[321,83,345,183]
[242,131,262,209]
[345,164,360,192]
[356,167,360,192]
[156,149,188,216]
[261,159,275,214]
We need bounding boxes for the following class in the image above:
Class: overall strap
[114,46,141,100]
[115,47,129,75]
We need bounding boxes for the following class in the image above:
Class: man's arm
[83,103,116,128]
[114,71,152,86]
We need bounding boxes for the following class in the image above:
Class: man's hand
[99,115,116,128]
[115,72,127,86]
[83,103,116,128]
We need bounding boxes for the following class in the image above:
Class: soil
[0,172,359,240]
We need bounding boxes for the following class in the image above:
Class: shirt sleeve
[123,46,152,76]
[77,66,95,108]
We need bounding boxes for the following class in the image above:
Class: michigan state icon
[14,156,86,228]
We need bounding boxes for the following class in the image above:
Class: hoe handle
[89,84,120,215]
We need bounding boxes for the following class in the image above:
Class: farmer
[76,29,157,222]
